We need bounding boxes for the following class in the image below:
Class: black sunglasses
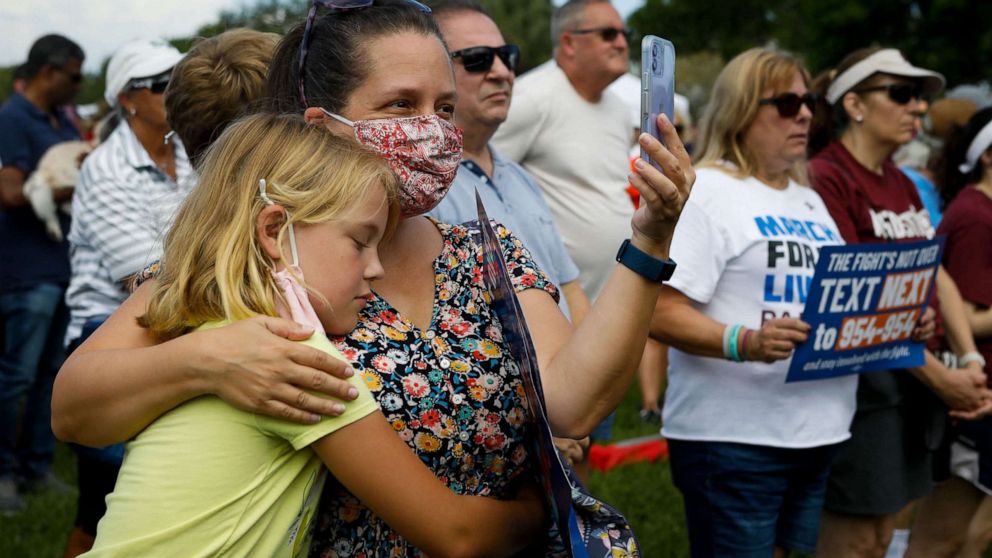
[569,26,633,43]
[297,0,432,106]
[852,83,924,105]
[758,92,817,118]
[128,75,170,95]
[450,45,520,74]
[56,66,83,83]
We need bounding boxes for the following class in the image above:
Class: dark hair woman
[808,47,991,557]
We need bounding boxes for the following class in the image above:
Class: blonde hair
[695,48,811,184]
[139,113,399,340]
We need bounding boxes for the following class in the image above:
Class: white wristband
[959,352,987,368]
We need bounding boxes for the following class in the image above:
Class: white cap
[825,48,945,105]
[104,39,183,107]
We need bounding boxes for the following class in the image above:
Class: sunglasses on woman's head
[569,26,633,43]
[852,83,924,105]
[758,92,817,118]
[298,0,433,106]
[450,45,520,74]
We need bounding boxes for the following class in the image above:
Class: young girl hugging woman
[81,113,544,558]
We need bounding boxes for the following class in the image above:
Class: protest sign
[474,192,638,557]
[786,238,943,383]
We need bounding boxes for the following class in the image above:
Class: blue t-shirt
[0,93,79,291]
[429,145,580,318]
[901,166,942,227]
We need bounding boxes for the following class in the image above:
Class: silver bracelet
[959,352,987,368]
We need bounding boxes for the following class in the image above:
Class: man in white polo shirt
[491,0,633,305]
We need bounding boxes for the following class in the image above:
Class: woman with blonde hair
[650,47,851,557]
[83,112,543,557]
[808,46,991,557]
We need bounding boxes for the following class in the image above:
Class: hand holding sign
[911,306,936,343]
[746,318,810,363]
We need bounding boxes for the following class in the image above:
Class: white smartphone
[640,35,676,169]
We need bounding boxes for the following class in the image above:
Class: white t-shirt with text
[661,166,857,448]
[492,61,633,301]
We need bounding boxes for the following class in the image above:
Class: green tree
[0,66,16,104]
[481,0,555,73]
[629,0,780,62]
[629,0,992,92]
[187,0,307,43]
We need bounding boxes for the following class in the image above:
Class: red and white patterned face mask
[322,109,463,217]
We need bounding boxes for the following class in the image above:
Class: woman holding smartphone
[53,1,692,555]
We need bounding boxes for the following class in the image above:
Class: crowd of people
[0,0,989,557]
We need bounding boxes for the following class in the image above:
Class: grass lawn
[0,384,690,557]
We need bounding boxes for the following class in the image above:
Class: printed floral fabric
[348,113,463,217]
[311,219,559,558]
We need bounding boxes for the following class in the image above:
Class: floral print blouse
[311,219,559,558]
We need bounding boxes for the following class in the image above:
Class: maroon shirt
[809,141,934,244]
[938,186,992,376]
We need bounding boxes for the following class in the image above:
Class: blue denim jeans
[589,411,616,443]
[0,282,69,480]
[668,439,841,557]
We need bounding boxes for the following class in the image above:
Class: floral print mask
[322,109,463,217]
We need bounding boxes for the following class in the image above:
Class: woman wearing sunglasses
[53,0,691,555]
[649,47,852,558]
[808,47,992,557]
[60,38,190,557]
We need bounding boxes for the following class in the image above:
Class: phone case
[640,35,675,168]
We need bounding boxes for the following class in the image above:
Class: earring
[128,107,137,117]
[854,115,864,123]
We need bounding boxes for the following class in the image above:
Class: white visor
[825,49,945,105]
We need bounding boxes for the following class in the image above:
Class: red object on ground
[588,435,668,473]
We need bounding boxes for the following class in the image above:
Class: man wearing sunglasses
[0,33,85,514]
[491,0,633,443]
[426,0,590,325]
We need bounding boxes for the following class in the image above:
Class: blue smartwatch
[615,239,677,282]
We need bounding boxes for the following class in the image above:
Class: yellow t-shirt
[84,320,378,558]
